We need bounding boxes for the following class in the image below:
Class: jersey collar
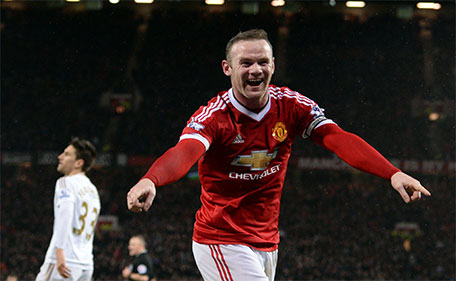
[228,88,271,122]
[136,250,148,257]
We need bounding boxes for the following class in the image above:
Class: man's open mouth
[246,79,263,87]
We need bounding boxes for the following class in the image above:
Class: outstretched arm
[311,124,431,203]
[127,139,205,212]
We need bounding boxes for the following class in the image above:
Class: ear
[75,159,84,171]
[272,57,275,74]
[222,60,232,77]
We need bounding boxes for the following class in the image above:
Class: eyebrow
[238,57,270,62]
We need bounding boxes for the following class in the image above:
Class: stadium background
[1,0,455,280]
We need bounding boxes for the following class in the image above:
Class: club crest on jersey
[272,122,288,142]
[187,121,205,131]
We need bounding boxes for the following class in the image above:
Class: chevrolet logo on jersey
[231,148,278,171]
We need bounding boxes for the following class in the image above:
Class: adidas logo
[232,133,245,144]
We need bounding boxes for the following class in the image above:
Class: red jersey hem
[192,234,278,252]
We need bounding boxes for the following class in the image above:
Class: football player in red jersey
[127,29,431,281]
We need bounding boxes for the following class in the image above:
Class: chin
[246,89,267,98]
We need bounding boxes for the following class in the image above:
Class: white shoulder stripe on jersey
[270,92,314,107]
[222,92,230,103]
[283,87,314,104]
[194,95,220,121]
[270,88,314,106]
[279,87,313,103]
[302,117,336,139]
[278,93,314,106]
[180,133,210,151]
[200,102,226,123]
[194,93,229,123]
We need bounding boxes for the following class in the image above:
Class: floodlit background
[1,0,455,280]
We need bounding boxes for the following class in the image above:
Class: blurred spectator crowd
[1,4,454,160]
[1,2,455,280]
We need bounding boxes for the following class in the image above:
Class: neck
[66,170,84,177]
[232,91,269,112]
[136,249,146,255]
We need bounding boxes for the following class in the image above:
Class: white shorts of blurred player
[193,241,278,281]
[35,262,93,281]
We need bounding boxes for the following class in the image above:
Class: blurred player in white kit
[36,137,100,281]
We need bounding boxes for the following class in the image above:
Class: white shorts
[192,240,278,281]
[35,262,93,281]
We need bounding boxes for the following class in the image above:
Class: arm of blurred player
[54,199,73,278]
[311,123,431,203]
[127,139,205,212]
[56,248,71,278]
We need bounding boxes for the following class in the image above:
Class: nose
[249,63,262,75]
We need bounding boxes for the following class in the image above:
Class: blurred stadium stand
[1,0,454,280]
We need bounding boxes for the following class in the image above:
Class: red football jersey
[181,85,334,251]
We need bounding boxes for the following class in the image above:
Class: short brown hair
[132,234,147,247]
[70,137,96,172]
[225,29,273,63]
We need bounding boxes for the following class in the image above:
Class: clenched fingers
[127,189,147,212]
[126,178,156,212]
